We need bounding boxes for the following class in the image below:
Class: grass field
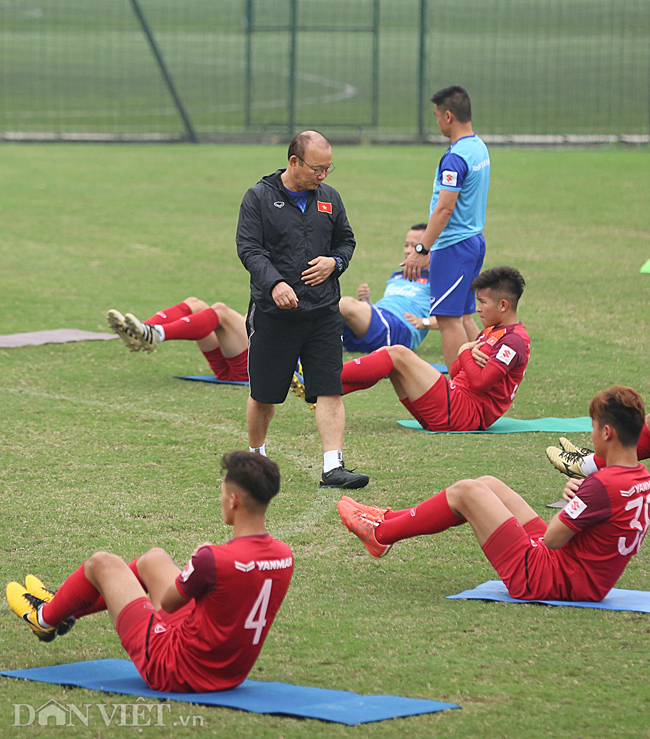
[1,0,649,137]
[1,143,649,738]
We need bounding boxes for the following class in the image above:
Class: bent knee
[85,551,121,575]
[184,297,209,312]
[475,475,501,488]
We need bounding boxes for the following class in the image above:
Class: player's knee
[338,296,355,317]
[85,551,121,578]
[210,301,229,320]
[137,547,167,566]
[475,475,500,488]
[446,478,479,507]
[185,297,208,313]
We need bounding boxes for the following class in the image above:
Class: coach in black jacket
[237,131,369,489]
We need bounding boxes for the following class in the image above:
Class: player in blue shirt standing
[403,86,490,370]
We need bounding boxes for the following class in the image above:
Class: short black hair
[221,451,281,505]
[471,266,526,309]
[589,386,646,447]
[411,223,428,232]
[287,130,330,161]
[431,86,472,123]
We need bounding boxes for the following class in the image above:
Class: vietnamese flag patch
[317,201,332,214]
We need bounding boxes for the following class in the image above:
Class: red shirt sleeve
[176,545,219,600]
[558,476,612,533]
[456,348,507,392]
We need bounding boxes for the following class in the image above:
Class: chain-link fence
[1,0,648,142]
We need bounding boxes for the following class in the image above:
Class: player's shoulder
[593,463,650,494]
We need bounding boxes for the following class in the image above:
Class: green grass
[1,0,649,136]
[1,143,649,738]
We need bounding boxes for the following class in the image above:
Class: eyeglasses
[295,155,335,175]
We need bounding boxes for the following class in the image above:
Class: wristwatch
[414,243,429,256]
[333,256,344,273]
[422,317,431,328]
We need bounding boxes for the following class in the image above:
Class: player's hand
[400,252,429,281]
[458,339,481,357]
[191,541,213,557]
[272,281,299,309]
[562,477,584,502]
[470,341,488,367]
[357,283,370,302]
[403,312,425,330]
[302,256,336,286]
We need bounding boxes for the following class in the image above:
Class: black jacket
[236,170,356,317]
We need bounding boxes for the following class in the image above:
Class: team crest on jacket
[274,201,285,208]
[317,201,332,214]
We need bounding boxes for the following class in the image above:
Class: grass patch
[0,143,649,738]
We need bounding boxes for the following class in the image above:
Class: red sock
[341,349,394,395]
[375,490,465,545]
[41,564,100,626]
[161,308,219,341]
[637,424,650,461]
[145,301,192,325]
[73,558,145,618]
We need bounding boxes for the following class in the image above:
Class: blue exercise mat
[173,375,249,386]
[447,580,650,612]
[0,660,459,725]
[429,363,448,373]
[397,416,592,434]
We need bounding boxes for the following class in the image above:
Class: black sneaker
[320,465,369,489]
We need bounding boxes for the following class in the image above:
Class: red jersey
[555,464,650,601]
[449,322,530,429]
[158,534,293,692]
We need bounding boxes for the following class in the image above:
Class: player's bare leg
[83,553,152,628]
[463,313,480,341]
[445,476,538,547]
[435,314,469,370]
[133,548,182,610]
[315,395,345,452]
[247,397,275,451]
[385,344,442,401]
[339,296,373,338]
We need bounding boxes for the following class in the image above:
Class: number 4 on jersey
[245,579,273,645]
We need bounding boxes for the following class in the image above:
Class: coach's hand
[272,281,299,309]
[302,256,336,286]
[400,252,429,281]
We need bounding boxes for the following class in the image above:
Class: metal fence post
[129,0,199,143]
[417,0,427,138]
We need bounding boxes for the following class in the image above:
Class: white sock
[250,444,267,457]
[36,606,53,630]
[323,450,343,473]
[580,453,598,475]
[153,325,165,343]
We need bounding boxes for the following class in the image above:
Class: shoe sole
[124,314,157,353]
[320,477,370,490]
[107,310,141,352]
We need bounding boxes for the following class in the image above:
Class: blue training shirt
[429,134,490,251]
[376,269,430,350]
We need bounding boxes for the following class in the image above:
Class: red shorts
[116,597,193,692]
[203,347,249,382]
[482,516,569,600]
[402,374,481,431]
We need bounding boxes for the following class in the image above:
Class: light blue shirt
[377,270,430,350]
[429,134,490,251]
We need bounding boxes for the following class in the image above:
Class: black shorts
[247,306,344,404]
